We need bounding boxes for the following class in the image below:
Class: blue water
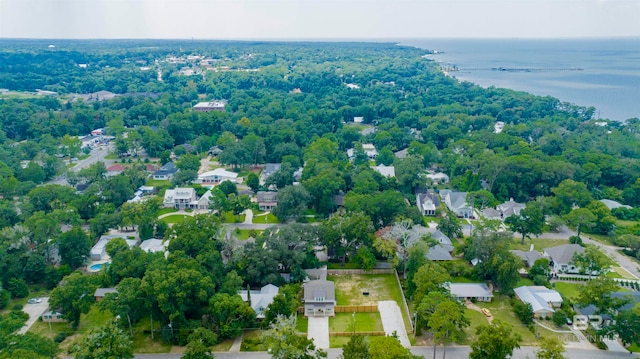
[401,38,640,121]
[89,262,110,271]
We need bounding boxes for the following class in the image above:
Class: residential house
[347,144,378,160]
[91,235,139,261]
[139,238,169,253]
[257,191,278,211]
[353,116,364,123]
[510,248,542,268]
[208,146,223,157]
[416,191,440,216]
[332,192,345,208]
[440,190,474,218]
[303,280,336,317]
[153,162,178,180]
[196,168,239,185]
[426,172,449,184]
[497,198,526,218]
[106,164,126,177]
[394,148,408,159]
[94,288,117,301]
[239,284,279,319]
[372,164,395,178]
[544,244,585,274]
[395,225,453,261]
[448,283,493,302]
[261,163,282,183]
[163,187,212,210]
[600,199,632,210]
[577,292,640,326]
[514,286,563,318]
[192,100,226,112]
[41,310,66,323]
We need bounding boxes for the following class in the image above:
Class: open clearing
[328,274,403,306]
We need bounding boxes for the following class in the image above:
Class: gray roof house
[448,283,493,302]
[514,286,562,318]
[257,191,278,211]
[510,249,542,268]
[578,292,640,325]
[239,284,279,319]
[153,162,178,180]
[261,163,282,183]
[497,198,526,218]
[94,288,117,301]
[599,199,632,210]
[440,190,474,218]
[303,280,336,317]
[416,191,440,216]
[544,244,585,274]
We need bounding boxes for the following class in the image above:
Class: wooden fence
[327,269,394,275]
[335,305,378,313]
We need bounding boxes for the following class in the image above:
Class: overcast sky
[1,0,639,39]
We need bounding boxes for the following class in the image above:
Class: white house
[426,172,449,184]
[163,187,212,210]
[196,168,239,185]
[139,238,169,253]
[372,164,395,178]
[416,192,440,216]
[514,286,562,318]
[239,284,279,319]
[440,190,474,218]
[544,244,585,274]
[91,235,138,261]
[448,283,493,302]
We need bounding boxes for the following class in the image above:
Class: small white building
[448,283,493,302]
[196,168,239,185]
[426,172,449,184]
[372,164,395,178]
[91,235,138,261]
[139,238,169,253]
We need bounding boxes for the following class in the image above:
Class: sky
[1,0,639,39]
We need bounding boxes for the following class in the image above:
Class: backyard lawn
[157,208,178,216]
[130,318,172,353]
[553,282,582,300]
[233,229,263,240]
[329,312,383,333]
[328,274,411,333]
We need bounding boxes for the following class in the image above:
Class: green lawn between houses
[329,312,383,333]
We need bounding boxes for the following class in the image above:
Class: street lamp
[352,312,356,334]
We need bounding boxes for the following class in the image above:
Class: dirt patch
[199,157,220,174]
[330,274,395,306]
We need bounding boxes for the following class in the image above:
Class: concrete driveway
[378,300,411,347]
[18,297,49,334]
[307,317,330,349]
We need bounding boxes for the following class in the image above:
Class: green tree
[56,226,92,270]
[571,246,612,276]
[218,180,238,197]
[182,328,218,359]
[375,146,395,166]
[552,310,568,327]
[529,258,551,279]
[262,315,327,359]
[265,284,302,323]
[61,134,82,160]
[576,277,630,317]
[177,153,202,172]
[429,299,470,359]
[246,172,260,193]
[437,211,462,239]
[49,272,98,328]
[564,208,596,238]
[321,212,374,265]
[551,179,593,214]
[272,185,311,221]
[614,303,640,347]
[72,322,133,359]
[354,247,376,271]
[513,300,534,325]
[207,293,255,340]
[536,337,567,359]
[412,261,451,304]
[340,335,369,359]
[469,320,521,359]
[505,202,545,245]
[585,200,616,234]
[368,336,419,359]
[171,170,198,186]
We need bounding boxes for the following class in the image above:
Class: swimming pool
[89,262,110,271]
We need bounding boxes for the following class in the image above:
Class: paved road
[48,144,114,186]
[18,297,49,334]
[125,346,638,359]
